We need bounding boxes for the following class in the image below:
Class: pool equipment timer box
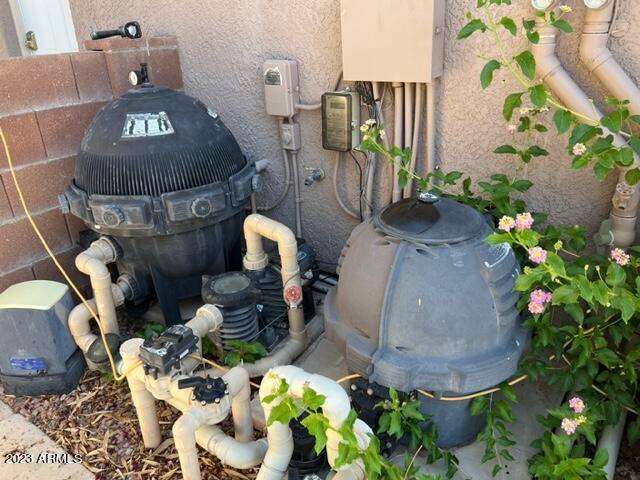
[321,91,360,152]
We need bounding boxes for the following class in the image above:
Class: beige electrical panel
[340,0,445,83]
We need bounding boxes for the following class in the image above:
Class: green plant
[263,375,444,480]
[222,339,267,367]
[375,388,463,479]
[135,320,165,338]
[529,397,609,480]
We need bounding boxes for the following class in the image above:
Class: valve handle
[177,376,207,389]
[90,21,142,40]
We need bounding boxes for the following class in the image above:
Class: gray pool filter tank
[0,281,85,396]
[324,194,528,447]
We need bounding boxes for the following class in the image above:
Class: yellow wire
[189,354,261,388]
[1,127,125,382]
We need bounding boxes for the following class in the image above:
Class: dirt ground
[0,371,260,480]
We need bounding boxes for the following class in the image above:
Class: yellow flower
[559,5,572,13]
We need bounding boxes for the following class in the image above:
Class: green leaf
[571,154,590,169]
[267,397,297,426]
[499,17,517,36]
[503,92,523,121]
[500,382,517,402]
[627,416,640,445]
[457,19,487,39]
[564,303,584,325]
[552,284,579,305]
[601,108,629,133]
[592,448,609,469]
[529,84,547,107]
[470,395,490,416]
[512,179,533,192]
[605,263,626,287]
[553,109,572,134]
[593,160,611,181]
[494,144,518,154]
[514,51,536,80]
[302,386,327,411]
[301,412,329,454]
[552,18,573,33]
[569,124,601,147]
[625,168,640,185]
[534,123,548,132]
[610,288,637,322]
[528,145,549,157]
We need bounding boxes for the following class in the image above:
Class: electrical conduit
[391,82,404,203]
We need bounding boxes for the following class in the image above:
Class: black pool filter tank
[60,81,259,325]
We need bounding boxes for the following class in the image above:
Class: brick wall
[0,36,183,293]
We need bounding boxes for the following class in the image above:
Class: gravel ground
[0,371,261,480]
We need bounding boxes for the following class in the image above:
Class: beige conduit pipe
[404,83,426,197]
[404,83,415,196]
[391,82,404,202]
[258,366,372,480]
[425,82,437,179]
[241,214,307,377]
[580,1,640,115]
[531,18,640,246]
[579,0,640,247]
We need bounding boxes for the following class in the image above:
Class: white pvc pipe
[425,82,437,178]
[403,82,415,198]
[391,82,404,203]
[597,409,627,480]
[580,1,640,116]
[531,17,639,246]
[578,0,640,247]
[74,238,121,337]
[241,214,311,376]
[258,366,371,480]
[404,83,425,197]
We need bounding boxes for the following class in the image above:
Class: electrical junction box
[280,122,301,151]
[263,59,300,117]
[321,91,360,152]
[340,0,445,82]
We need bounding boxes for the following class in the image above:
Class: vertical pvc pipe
[391,82,404,203]
[403,82,415,199]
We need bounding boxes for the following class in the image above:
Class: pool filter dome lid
[74,84,247,198]
[375,193,485,245]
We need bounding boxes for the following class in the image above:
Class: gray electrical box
[321,91,360,152]
[263,59,300,117]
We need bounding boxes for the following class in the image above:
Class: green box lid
[0,280,69,311]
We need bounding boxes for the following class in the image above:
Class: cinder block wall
[0,37,183,293]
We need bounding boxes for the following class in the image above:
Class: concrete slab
[0,402,94,480]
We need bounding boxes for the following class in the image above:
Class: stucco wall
[0,0,20,58]
[69,0,640,266]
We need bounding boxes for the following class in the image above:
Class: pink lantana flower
[498,216,516,232]
[568,397,585,414]
[528,246,547,264]
[528,301,545,314]
[515,212,534,230]
[561,417,578,435]
[530,289,552,304]
[610,248,630,266]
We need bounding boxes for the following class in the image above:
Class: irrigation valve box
[321,91,360,152]
[263,59,300,117]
